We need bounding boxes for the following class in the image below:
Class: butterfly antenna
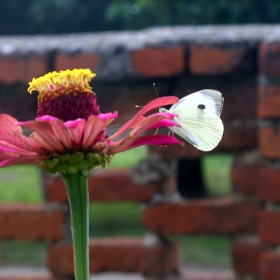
[154,127,159,136]
[153,83,160,97]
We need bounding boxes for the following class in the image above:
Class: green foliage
[0,165,43,203]
[107,146,147,169]
[1,240,47,265]
[179,235,231,266]
[89,202,145,237]
[0,0,279,35]
[105,0,280,28]
[203,154,233,197]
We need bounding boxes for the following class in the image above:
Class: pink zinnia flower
[0,69,181,174]
[0,68,184,280]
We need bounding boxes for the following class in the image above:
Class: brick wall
[0,24,279,279]
[258,29,280,280]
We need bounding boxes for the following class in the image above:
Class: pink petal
[48,119,74,149]
[109,135,182,154]
[64,119,86,147]
[35,115,59,122]
[36,116,86,150]
[128,114,174,139]
[33,116,75,150]
[109,96,178,140]
[0,154,46,168]
[98,112,118,121]
[82,113,117,148]
[147,119,180,130]
[0,114,43,153]
[18,119,66,152]
[0,142,40,156]
[64,118,84,129]
[130,96,179,120]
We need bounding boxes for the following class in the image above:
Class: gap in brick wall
[203,153,234,198]
[89,202,145,238]
[0,240,47,265]
[177,154,233,199]
[0,164,43,203]
[176,235,232,269]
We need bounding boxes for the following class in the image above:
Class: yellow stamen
[28,68,96,101]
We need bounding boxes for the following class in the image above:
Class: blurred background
[0,0,272,275]
[0,0,280,35]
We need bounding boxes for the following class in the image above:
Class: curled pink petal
[0,114,43,153]
[147,119,180,130]
[98,112,118,121]
[0,154,46,168]
[109,96,178,140]
[82,113,117,148]
[0,142,40,156]
[109,135,182,154]
[20,120,66,152]
[35,115,59,122]
[64,119,86,147]
[64,118,85,129]
[47,119,74,149]
[129,114,174,139]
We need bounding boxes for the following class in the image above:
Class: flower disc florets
[28,69,99,121]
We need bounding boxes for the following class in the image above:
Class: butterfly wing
[169,89,224,151]
[170,89,223,116]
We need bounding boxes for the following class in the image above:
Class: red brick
[131,46,185,77]
[55,52,101,72]
[231,151,263,195]
[219,124,257,151]
[47,237,178,277]
[259,126,280,158]
[143,198,259,235]
[221,81,257,119]
[259,42,280,77]
[231,237,263,276]
[258,166,280,202]
[258,210,280,245]
[260,251,280,280]
[258,84,280,118]
[189,44,248,74]
[45,168,157,203]
[0,55,47,84]
[149,124,257,159]
[0,204,65,240]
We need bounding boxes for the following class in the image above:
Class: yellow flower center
[28,68,96,102]
[28,68,100,121]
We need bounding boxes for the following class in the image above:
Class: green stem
[62,172,89,280]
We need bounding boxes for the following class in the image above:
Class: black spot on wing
[198,104,205,110]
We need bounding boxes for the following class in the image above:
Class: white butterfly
[160,89,224,151]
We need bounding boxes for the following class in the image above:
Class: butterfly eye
[198,104,206,110]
